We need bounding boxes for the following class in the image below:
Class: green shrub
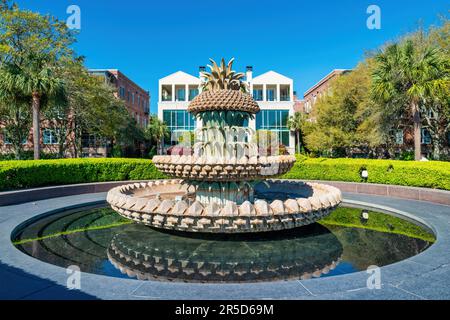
[0,158,167,191]
[283,156,450,191]
[1,157,449,192]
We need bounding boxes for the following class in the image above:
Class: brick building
[303,69,351,114]
[88,69,150,128]
[293,92,306,113]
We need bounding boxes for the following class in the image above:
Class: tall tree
[0,2,75,159]
[372,37,448,160]
[82,76,132,157]
[424,21,450,159]
[0,90,30,158]
[146,115,169,155]
[287,112,305,154]
[0,55,30,158]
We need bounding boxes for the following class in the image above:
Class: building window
[119,87,125,99]
[175,87,186,101]
[189,88,199,101]
[266,88,275,101]
[43,129,59,145]
[2,131,27,145]
[253,89,263,101]
[162,85,172,101]
[163,110,196,145]
[421,128,432,145]
[395,129,404,145]
[256,110,290,146]
[81,133,107,149]
[132,93,135,104]
[127,91,130,102]
[280,85,290,101]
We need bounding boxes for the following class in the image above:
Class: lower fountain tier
[106,179,343,234]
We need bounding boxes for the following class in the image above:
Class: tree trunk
[13,110,23,160]
[296,131,301,154]
[412,102,422,161]
[13,143,21,160]
[73,121,78,158]
[58,139,65,158]
[160,135,165,155]
[32,92,41,160]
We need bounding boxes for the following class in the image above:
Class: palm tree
[0,55,65,159]
[287,112,304,154]
[372,39,447,161]
[146,115,170,155]
[201,58,247,92]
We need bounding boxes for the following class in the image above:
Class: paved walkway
[0,192,449,300]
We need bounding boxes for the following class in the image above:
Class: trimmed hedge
[0,158,166,192]
[283,156,450,191]
[0,157,449,192]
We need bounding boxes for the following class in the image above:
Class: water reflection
[107,224,343,282]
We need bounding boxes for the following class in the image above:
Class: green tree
[372,37,448,160]
[287,111,305,154]
[82,76,132,157]
[0,2,75,159]
[304,61,383,157]
[423,21,450,159]
[0,96,30,158]
[145,115,169,155]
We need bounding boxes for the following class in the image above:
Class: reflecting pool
[13,205,434,283]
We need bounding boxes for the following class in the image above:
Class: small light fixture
[360,210,369,224]
[361,169,369,180]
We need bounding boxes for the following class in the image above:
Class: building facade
[82,69,151,157]
[158,67,296,154]
[303,69,350,114]
[89,69,150,128]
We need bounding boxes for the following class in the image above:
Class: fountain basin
[106,180,342,233]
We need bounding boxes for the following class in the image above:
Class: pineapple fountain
[106,58,342,233]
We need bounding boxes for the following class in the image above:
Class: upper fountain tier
[187,89,260,115]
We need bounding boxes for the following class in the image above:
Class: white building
[158,66,296,153]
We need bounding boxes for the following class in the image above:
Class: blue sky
[15,0,449,114]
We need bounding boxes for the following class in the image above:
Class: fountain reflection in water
[13,206,433,283]
[107,224,343,283]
